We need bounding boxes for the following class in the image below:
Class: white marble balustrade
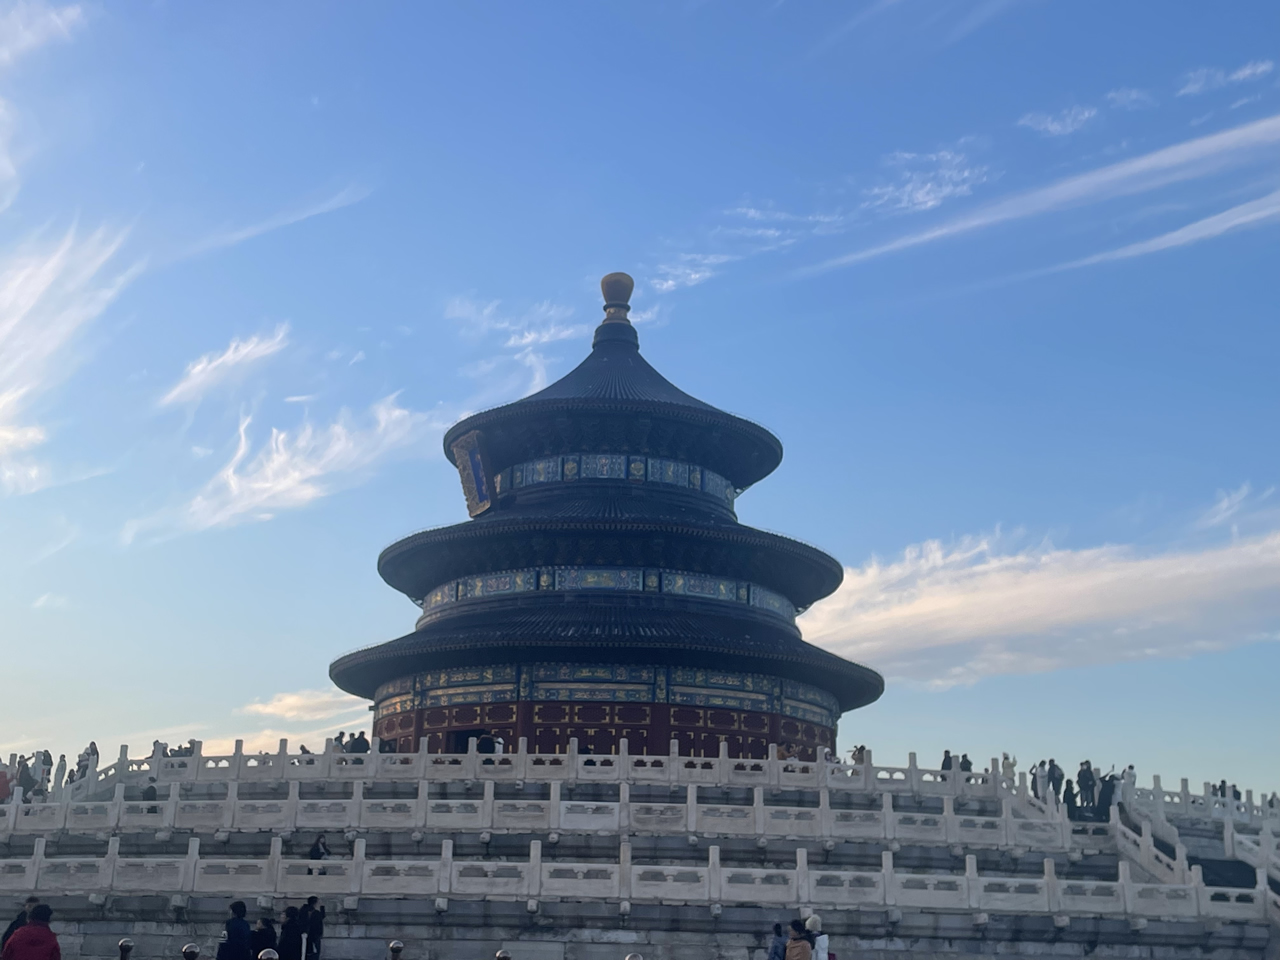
[3,779,1073,850]
[0,835,1266,923]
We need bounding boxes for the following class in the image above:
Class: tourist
[51,757,65,796]
[0,762,10,804]
[767,923,787,960]
[308,835,331,876]
[784,920,811,960]
[805,915,828,960]
[1063,779,1078,820]
[1001,753,1016,781]
[300,897,324,960]
[940,750,952,781]
[142,779,160,814]
[1077,762,1096,810]
[0,903,58,960]
[958,754,973,782]
[1218,779,1227,800]
[1048,760,1063,801]
[278,908,303,960]
[333,732,346,752]
[216,901,252,960]
[1,898,39,949]
[346,732,370,754]
[250,919,277,958]
[1231,784,1241,802]
[299,745,312,755]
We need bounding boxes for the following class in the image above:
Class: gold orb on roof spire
[601,271,634,323]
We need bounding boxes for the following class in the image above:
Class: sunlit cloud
[801,524,1280,689]
[1178,60,1274,97]
[1017,105,1096,136]
[0,0,85,69]
[159,324,289,406]
[862,144,989,213]
[239,688,368,723]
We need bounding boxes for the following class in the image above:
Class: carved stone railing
[2,780,1074,851]
[0,835,1266,923]
[1127,775,1279,830]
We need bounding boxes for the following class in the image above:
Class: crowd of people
[0,743,102,804]
[215,898,326,960]
[766,915,831,960]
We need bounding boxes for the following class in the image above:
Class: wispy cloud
[1197,483,1257,530]
[239,688,367,723]
[1105,88,1156,110]
[31,591,67,609]
[0,225,142,492]
[800,524,1280,689]
[804,112,1280,273]
[862,145,990,213]
[124,394,443,540]
[1178,59,1274,97]
[1018,105,1097,136]
[183,184,370,258]
[1054,186,1280,271]
[651,253,738,292]
[159,324,289,406]
[0,0,85,69]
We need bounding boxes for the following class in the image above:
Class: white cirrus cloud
[0,225,142,492]
[238,689,368,723]
[125,394,444,540]
[1178,59,1274,96]
[181,184,370,259]
[799,526,1280,689]
[1105,87,1156,110]
[31,591,67,609]
[1018,105,1097,136]
[651,253,737,292]
[0,0,85,69]
[803,112,1280,273]
[862,146,989,213]
[1053,186,1280,272]
[159,324,289,406]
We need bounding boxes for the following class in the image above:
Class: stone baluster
[481,780,495,829]
[1116,859,1134,913]
[438,838,453,894]
[351,780,365,829]
[753,787,765,836]
[964,854,979,908]
[549,781,562,830]
[286,781,301,832]
[619,839,632,900]
[466,737,479,780]
[795,845,810,902]
[276,739,289,775]
[988,757,1000,798]
[942,795,957,843]
[907,752,920,793]
[414,780,429,830]
[818,787,832,837]
[182,837,200,892]
[1043,857,1060,912]
[232,740,245,779]
[30,837,46,888]
[1151,775,1164,819]
[861,747,873,787]
[267,836,283,890]
[110,783,126,829]
[566,737,579,777]
[619,781,631,831]
[1222,814,1235,858]
[882,849,896,906]
[350,838,366,895]
[882,791,895,841]
[1180,777,1190,812]
[707,845,721,902]
[223,781,238,830]
[527,839,542,898]
[104,836,121,889]
[5,787,24,831]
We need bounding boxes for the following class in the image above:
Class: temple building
[330,273,883,759]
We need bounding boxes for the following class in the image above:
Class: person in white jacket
[805,915,828,960]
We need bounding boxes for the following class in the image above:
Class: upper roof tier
[442,273,784,491]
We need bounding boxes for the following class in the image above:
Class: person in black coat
[299,898,325,960]
[250,919,277,959]
[277,908,303,960]
[216,901,252,960]
[1,898,39,948]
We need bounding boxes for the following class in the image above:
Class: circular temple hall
[330,273,884,759]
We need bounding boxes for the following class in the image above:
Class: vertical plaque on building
[450,429,493,517]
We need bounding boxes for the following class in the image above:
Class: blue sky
[1,2,1276,793]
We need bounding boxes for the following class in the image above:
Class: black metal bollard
[388,941,404,960]
[258,951,279,960]
[182,944,200,960]
[118,939,135,960]
[495,952,512,960]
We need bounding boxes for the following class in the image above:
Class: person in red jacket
[1,904,59,960]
